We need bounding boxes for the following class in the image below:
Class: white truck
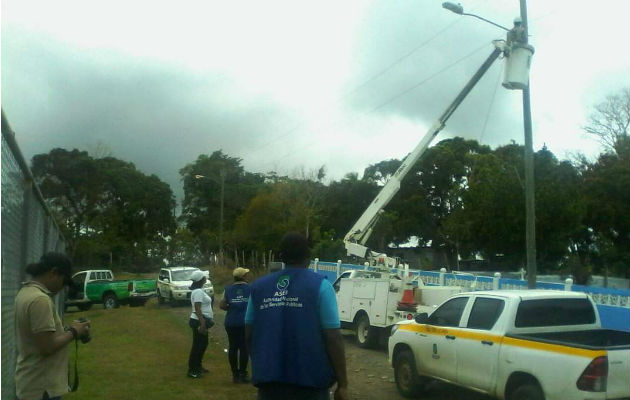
[389,290,630,400]
[156,266,214,305]
[333,269,461,347]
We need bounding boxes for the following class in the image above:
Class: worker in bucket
[506,16,527,51]
[245,232,349,400]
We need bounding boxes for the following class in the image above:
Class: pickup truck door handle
[481,340,494,346]
[445,335,456,340]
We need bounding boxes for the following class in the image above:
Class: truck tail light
[577,356,607,392]
[128,282,133,292]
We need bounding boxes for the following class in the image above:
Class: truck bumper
[130,291,156,299]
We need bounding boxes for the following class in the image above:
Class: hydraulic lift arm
[344,44,503,262]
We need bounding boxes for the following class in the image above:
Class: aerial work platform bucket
[503,43,535,90]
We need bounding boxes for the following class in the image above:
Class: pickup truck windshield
[172,270,198,281]
[515,298,595,327]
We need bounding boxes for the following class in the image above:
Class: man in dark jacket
[245,232,348,400]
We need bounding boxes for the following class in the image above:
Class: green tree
[31,149,176,270]
[319,172,379,240]
[388,138,490,267]
[180,150,264,262]
[459,144,584,272]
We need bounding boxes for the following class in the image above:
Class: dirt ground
[174,303,491,400]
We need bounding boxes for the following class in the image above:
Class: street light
[442,2,511,31]
[195,170,226,266]
[443,0,537,289]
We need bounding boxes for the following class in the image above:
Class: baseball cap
[233,267,250,278]
[190,270,205,282]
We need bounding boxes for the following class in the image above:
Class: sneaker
[187,371,202,378]
[239,372,251,383]
[232,375,240,384]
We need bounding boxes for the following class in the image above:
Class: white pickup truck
[156,266,214,305]
[389,290,630,400]
[333,269,461,347]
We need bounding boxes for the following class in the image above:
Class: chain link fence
[2,111,66,399]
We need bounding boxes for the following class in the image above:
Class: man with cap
[15,252,90,400]
[219,267,251,383]
[245,232,348,400]
[187,269,214,378]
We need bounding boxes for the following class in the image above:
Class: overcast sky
[2,0,629,203]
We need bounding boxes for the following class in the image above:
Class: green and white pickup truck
[65,269,156,310]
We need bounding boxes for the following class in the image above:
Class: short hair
[278,232,310,265]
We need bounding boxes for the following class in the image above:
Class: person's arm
[29,297,90,355]
[219,290,228,311]
[33,329,73,356]
[191,290,207,334]
[244,297,254,353]
[324,329,348,400]
[318,280,348,399]
[194,302,207,333]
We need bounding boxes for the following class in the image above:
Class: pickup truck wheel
[78,303,92,311]
[103,294,119,309]
[510,384,544,400]
[169,292,178,307]
[355,314,378,348]
[394,350,424,398]
[157,290,165,305]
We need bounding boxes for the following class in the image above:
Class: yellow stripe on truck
[398,324,607,359]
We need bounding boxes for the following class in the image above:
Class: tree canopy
[30,88,629,280]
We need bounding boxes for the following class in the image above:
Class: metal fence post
[493,272,502,290]
[364,262,369,271]
[565,278,573,291]
[336,260,342,279]
[313,258,319,273]
[439,268,446,286]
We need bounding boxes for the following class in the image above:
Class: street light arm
[462,13,510,31]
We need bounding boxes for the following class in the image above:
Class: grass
[63,298,257,400]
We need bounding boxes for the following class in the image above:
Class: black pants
[188,318,208,373]
[225,326,249,376]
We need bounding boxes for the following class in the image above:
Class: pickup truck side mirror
[163,278,170,283]
[415,312,429,324]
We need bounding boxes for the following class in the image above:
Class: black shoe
[201,367,209,373]
[187,371,202,378]
[239,372,251,383]
[232,375,240,384]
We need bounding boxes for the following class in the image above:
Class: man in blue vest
[245,232,348,400]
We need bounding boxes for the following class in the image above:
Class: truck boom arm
[344,44,503,261]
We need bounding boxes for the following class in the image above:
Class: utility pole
[520,0,537,289]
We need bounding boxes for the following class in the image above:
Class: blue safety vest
[249,268,336,389]
[224,283,250,327]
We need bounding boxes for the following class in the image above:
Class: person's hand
[334,386,348,400]
[70,319,90,338]
[198,322,208,335]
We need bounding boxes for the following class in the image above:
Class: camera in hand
[77,317,91,343]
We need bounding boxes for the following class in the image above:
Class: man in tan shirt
[15,253,90,400]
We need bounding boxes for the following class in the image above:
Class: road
[169,300,491,400]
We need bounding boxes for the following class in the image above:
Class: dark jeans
[225,326,249,376]
[257,383,330,400]
[188,318,209,373]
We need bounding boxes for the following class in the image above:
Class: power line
[238,19,469,162]
[368,41,491,113]
[479,62,503,144]
[255,41,494,172]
